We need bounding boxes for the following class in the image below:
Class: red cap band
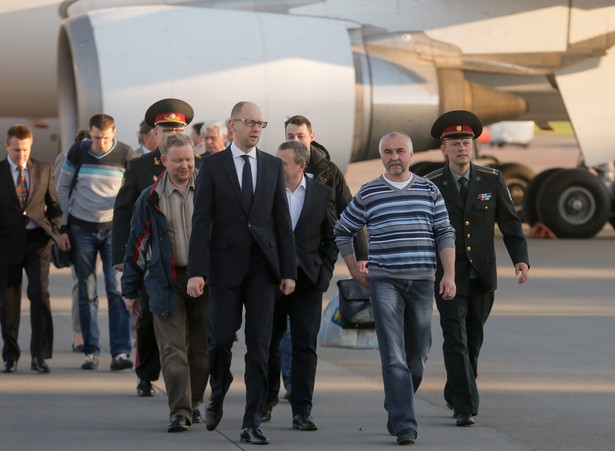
[440,124,474,138]
[154,112,187,126]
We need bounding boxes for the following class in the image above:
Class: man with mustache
[334,131,456,446]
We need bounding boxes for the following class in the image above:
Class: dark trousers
[435,279,494,416]
[134,286,161,382]
[207,248,277,428]
[0,228,53,362]
[153,268,209,421]
[267,272,322,416]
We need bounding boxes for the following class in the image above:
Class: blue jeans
[370,277,434,434]
[70,224,131,357]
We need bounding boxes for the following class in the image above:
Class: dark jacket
[112,148,165,266]
[309,141,368,260]
[427,163,529,294]
[188,147,297,284]
[0,158,62,265]
[294,177,338,292]
[121,172,177,317]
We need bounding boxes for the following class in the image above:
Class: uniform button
[466,246,471,252]
[484,206,488,210]
[465,220,470,226]
[466,233,471,239]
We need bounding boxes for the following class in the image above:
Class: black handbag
[337,279,375,329]
[50,243,71,269]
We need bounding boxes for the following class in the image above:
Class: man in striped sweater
[334,131,456,446]
[57,114,135,371]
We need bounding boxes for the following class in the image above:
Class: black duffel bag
[337,278,375,329]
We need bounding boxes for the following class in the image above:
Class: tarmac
[2,140,615,450]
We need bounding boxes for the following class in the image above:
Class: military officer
[426,110,530,427]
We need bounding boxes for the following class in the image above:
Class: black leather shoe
[168,415,190,432]
[240,427,269,445]
[205,397,223,431]
[292,414,318,431]
[137,379,155,397]
[2,360,17,373]
[456,413,475,427]
[30,357,50,373]
[192,408,201,424]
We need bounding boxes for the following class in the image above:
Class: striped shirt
[57,140,134,225]
[334,174,455,281]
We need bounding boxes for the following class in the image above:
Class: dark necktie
[241,154,253,211]
[459,176,468,204]
[16,166,28,209]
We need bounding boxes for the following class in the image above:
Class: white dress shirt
[285,174,307,231]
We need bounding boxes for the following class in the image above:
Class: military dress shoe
[30,357,50,373]
[192,408,202,424]
[292,414,318,431]
[168,415,190,432]
[137,379,155,397]
[1,360,17,373]
[396,428,418,445]
[205,397,223,431]
[240,427,269,445]
[456,413,475,427]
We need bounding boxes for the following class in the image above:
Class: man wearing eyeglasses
[112,98,198,404]
[187,101,297,445]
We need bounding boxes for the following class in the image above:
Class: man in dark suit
[187,101,297,445]
[427,110,530,427]
[0,124,62,373]
[112,98,193,398]
[264,141,337,431]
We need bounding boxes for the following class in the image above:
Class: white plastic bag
[318,294,378,349]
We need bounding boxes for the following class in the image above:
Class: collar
[7,158,27,173]
[287,173,307,193]
[450,167,470,185]
[231,143,256,160]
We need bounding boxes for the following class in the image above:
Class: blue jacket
[121,171,178,317]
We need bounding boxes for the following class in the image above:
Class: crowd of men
[0,99,529,446]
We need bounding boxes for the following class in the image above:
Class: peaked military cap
[145,98,194,128]
[431,110,483,140]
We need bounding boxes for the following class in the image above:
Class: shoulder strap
[68,139,92,198]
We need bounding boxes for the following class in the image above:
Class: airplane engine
[57,5,528,170]
[57,5,358,167]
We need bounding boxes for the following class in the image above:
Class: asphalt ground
[2,137,614,450]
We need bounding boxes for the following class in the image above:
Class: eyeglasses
[233,119,268,129]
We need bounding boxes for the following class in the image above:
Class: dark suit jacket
[294,177,338,292]
[112,148,165,266]
[428,163,529,294]
[188,147,297,285]
[0,158,62,265]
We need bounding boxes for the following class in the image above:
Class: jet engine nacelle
[58,5,527,169]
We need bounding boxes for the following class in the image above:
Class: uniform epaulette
[425,167,443,179]
[476,165,499,176]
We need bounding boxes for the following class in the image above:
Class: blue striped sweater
[334,174,455,281]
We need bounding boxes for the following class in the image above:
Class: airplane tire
[497,163,535,222]
[522,168,564,226]
[536,168,610,238]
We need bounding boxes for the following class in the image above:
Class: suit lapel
[1,158,23,207]
[294,176,312,231]
[221,147,246,211]
[464,165,479,212]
